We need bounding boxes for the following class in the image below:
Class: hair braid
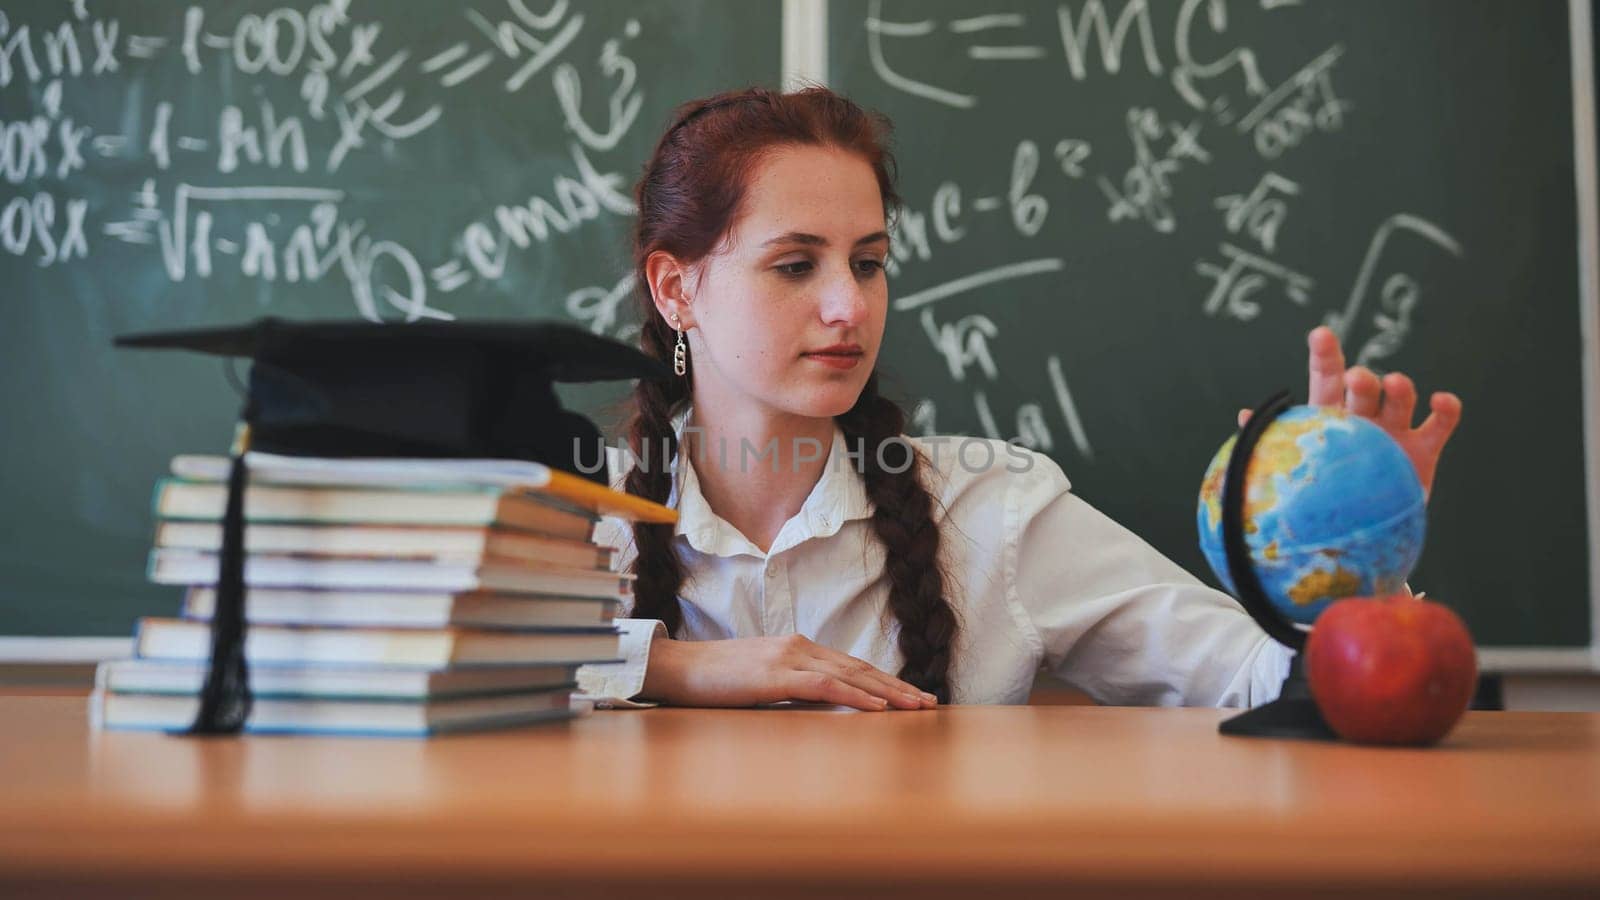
[836,374,959,702]
[623,316,690,636]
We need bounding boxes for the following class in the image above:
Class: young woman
[575,87,1461,711]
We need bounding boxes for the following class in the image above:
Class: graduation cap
[116,317,668,736]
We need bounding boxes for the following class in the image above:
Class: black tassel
[184,432,253,735]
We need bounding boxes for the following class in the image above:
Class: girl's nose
[820,266,868,326]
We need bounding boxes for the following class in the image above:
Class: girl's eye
[774,259,884,278]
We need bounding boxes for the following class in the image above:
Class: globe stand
[1217,390,1338,742]
[1218,654,1335,740]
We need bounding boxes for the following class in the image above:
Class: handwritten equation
[855,0,1465,461]
[2,0,649,328]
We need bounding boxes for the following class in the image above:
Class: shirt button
[819,516,830,529]
[766,568,777,580]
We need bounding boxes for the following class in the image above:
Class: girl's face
[684,145,889,421]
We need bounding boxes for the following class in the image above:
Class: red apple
[1305,592,1478,746]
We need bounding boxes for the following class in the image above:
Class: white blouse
[575,415,1292,708]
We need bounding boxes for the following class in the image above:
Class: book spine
[130,617,153,658]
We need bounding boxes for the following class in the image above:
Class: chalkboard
[829,0,1597,661]
[3,0,1597,668]
[0,0,781,635]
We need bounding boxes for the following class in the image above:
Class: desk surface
[2,696,1598,899]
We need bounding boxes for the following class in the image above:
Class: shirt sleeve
[573,505,669,709]
[574,617,667,709]
[1005,452,1293,708]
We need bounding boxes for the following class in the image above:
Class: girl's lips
[803,352,863,370]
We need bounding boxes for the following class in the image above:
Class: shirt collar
[665,403,873,558]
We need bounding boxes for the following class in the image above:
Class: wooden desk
[1,696,1597,899]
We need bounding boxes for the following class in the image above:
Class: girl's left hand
[1238,326,1462,499]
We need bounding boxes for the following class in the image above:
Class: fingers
[1307,325,1346,407]
[1344,366,1382,418]
[769,635,936,711]
[1237,408,1251,429]
[1377,373,1417,432]
[784,670,895,711]
[803,646,937,709]
[1415,391,1463,455]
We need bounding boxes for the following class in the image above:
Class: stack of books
[91,452,661,736]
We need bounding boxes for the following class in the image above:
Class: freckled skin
[679,146,890,422]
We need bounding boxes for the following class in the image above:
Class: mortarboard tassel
[184,421,254,735]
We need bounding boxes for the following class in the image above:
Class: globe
[1197,405,1426,626]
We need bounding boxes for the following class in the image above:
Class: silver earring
[672,313,687,377]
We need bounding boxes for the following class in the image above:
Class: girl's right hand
[639,634,939,711]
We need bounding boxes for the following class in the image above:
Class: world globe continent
[1197,406,1426,626]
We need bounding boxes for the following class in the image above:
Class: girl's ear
[645,250,697,329]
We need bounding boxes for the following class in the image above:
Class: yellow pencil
[533,467,679,524]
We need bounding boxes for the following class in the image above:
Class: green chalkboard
[831,0,1596,657]
[0,0,780,635]
[4,0,1597,664]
